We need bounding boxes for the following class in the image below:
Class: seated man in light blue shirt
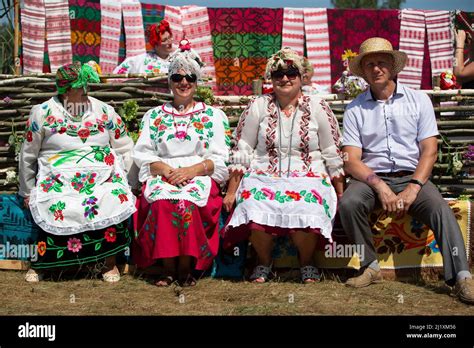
[339,37,474,305]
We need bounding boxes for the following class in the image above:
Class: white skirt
[227,172,337,241]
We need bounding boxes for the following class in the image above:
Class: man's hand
[374,181,402,213]
[223,192,236,212]
[396,183,421,212]
[168,167,198,187]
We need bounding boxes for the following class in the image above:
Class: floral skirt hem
[31,221,131,270]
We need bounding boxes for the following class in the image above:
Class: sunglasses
[271,67,300,81]
[170,73,197,83]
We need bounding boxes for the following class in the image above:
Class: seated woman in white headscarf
[222,48,344,283]
[132,40,230,287]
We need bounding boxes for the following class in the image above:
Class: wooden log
[119,87,173,98]
[438,129,474,135]
[0,110,18,116]
[0,77,51,86]
[434,106,474,112]
[15,92,56,99]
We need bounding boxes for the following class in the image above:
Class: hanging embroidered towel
[21,0,46,73]
[121,0,146,58]
[425,10,453,77]
[303,8,331,91]
[22,0,72,73]
[281,8,305,57]
[44,0,73,72]
[99,0,122,73]
[398,9,426,89]
[164,5,184,41]
[181,6,216,81]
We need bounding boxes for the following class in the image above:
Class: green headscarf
[55,62,100,95]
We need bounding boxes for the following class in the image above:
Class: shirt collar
[364,81,404,102]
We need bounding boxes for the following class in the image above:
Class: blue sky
[144,0,474,10]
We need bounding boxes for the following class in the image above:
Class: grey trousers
[339,176,470,285]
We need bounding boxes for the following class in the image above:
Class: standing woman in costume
[454,29,474,88]
[20,62,136,282]
[113,20,174,75]
[132,42,229,286]
[223,48,344,283]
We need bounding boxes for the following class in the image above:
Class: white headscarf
[168,39,205,83]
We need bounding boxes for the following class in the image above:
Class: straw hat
[349,37,407,79]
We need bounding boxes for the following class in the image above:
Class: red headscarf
[148,20,172,47]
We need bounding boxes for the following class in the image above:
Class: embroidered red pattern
[265,95,279,173]
[298,95,312,172]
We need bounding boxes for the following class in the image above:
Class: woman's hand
[223,192,236,212]
[456,30,466,48]
[167,166,197,187]
[150,162,173,178]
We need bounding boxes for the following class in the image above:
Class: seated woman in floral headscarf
[132,40,230,287]
[20,62,136,282]
[113,20,173,76]
[222,48,344,283]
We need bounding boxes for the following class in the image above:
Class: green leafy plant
[118,100,140,143]
[195,86,215,105]
[439,134,464,176]
[8,119,24,160]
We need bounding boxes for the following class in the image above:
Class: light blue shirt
[342,83,439,173]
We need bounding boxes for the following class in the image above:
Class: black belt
[376,171,414,178]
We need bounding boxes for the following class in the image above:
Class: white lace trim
[228,164,247,174]
[29,189,137,236]
[226,211,334,242]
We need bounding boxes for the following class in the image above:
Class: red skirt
[132,180,222,270]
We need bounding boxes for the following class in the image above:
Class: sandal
[25,269,43,283]
[301,265,320,283]
[155,275,175,287]
[250,265,272,283]
[102,267,121,283]
[180,274,197,287]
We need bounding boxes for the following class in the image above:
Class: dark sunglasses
[170,73,197,83]
[271,67,300,80]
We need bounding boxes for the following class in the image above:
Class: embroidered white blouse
[113,52,170,75]
[230,94,344,178]
[133,102,230,205]
[19,97,136,235]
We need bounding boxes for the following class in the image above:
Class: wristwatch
[409,179,424,188]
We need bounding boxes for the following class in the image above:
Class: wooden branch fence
[0,73,473,197]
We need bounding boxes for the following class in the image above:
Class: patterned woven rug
[69,0,101,65]
[0,195,39,262]
[273,200,472,278]
[208,8,283,95]
[141,3,165,52]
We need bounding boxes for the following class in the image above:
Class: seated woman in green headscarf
[19,62,136,282]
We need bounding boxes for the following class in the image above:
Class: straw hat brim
[349,50,408,79]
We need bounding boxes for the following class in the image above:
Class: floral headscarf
[55,62,100,95]
[265,47,305,80]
